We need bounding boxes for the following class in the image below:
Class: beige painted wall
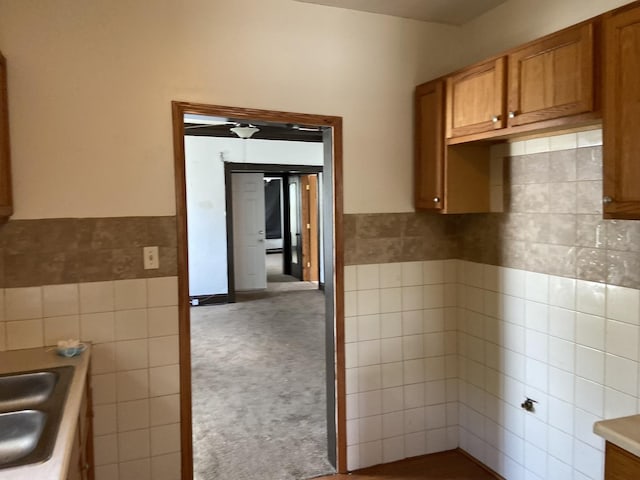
[452,0,635,68]
[0,0,636,218]
[0,0,457,218]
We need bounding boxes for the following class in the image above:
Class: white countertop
[0,346,91,480]
[594,414,640,458]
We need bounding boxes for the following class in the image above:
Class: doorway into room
[171,102,346,479]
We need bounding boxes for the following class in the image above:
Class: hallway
[190,276,334,479]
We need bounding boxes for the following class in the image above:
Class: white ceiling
[294,0,507,25]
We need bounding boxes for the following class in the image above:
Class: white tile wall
[344,260,458,470]
[345,257,640,479]
[0,277,180,480]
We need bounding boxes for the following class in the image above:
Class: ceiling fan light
[230,125,260,139]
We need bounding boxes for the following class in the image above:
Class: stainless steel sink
[0,371,56,412]
[0,366,74,469]
[0,410,47,465]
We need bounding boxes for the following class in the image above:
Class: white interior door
[232,172,267,291]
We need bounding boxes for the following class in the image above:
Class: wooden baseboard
[457,448,505,480]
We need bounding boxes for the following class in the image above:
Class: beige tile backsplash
[0,276,181,480]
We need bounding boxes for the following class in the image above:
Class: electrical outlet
[143,246,159,269]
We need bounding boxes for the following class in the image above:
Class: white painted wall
[185,135,322,296]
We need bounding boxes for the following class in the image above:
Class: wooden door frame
[171,101,346,478]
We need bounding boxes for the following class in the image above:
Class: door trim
[171,101,346,478]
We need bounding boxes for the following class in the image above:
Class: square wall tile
[150,452,181,480]
[606,320,639,360]
[0,322,6,351]
[95,464,119,480]
[43,315,80,346]
[117,399,150,432]
[6,319,43,350]
[43,284,79,317]
[115,309,148,341]
[81,312,116,344]
[150,423,181,456]
[114,279,147,310]
[344,266,357,292]
[357,264,380,290]
[148,306,179,337]
[5,287,42,321]
[606,285,640,325]
[605,354,638,396]
[576,280,606,316]
[149,365,180,397]
[92,373,117,405]
[80,281,115,314]
[358,290,380,315]
[402,262,423,286]
[93,434,119,466]
[118,429,150,462]
[379,263,402,288]
[93,404,117,436]
[92,342,116,375]
[380,288,401,314]
[147,277,178,307]
[576,313,605,350]
[119,458,151,480]
[149,335,179,367]
[150,394,180,427]
[117,369,149,402]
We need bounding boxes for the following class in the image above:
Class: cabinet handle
[433,197,441,203]
[508,111,516,119]
[491,115,500,123]
[603,196,613,204]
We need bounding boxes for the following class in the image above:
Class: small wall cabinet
[446,58,505,138]
[416,79,491,214]
[507,22,595,128]
[603,2,640,219]
[0,52,13,219]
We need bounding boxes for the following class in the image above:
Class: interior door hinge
[307,262,311,268]
[306,223,310,229]
[306,184,310,191]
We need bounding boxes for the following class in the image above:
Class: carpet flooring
[191,279,335,480]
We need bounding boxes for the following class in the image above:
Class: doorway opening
[171,102,346,479]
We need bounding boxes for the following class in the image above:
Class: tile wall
[456,261,640,480]
[0,276,181,480]
[344,260,459,470]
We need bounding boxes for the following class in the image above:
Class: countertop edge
[0,346,92,480]
[594,414,640,459]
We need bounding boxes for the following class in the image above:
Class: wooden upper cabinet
[446,57,505,138]
[0,52,13,219]
[415,80,445,211]
[507,23,595,127]
[603,3,640,219]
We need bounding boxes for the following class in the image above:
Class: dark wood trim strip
[172,101,194,480]
[189,294,230,306]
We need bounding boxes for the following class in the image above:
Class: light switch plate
[143,246,159,269]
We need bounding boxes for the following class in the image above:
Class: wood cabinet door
[605,442,640,480]
[508,23,595,127]
[415,79,445,211]
[603,4,640,219]
[446,57,505,138]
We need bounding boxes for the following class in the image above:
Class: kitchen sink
[0,366,74,469]
[0,410,47,465]
[0,371,57,412]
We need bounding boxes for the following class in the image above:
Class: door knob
[508,111,516,119]
[491,115,500,123]
[603,196,613,204]
[433,197,441,203]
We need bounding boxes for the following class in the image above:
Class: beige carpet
[191,280,335,480]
